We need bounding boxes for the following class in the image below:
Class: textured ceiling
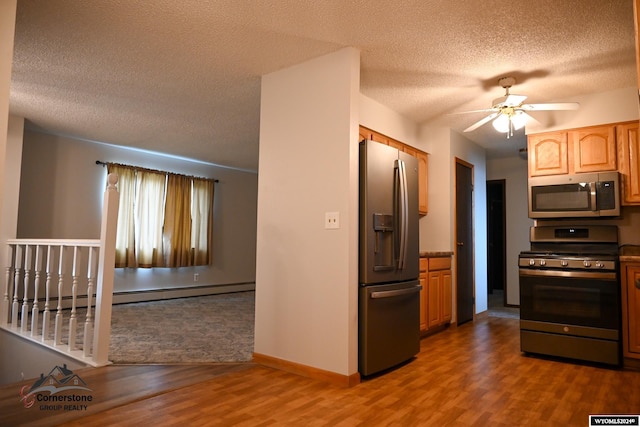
[9,0,638,171]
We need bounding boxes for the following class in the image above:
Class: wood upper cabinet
[621,263,640,359]
[571,125,617,173]
[416,151,428,214]
[359,126,429,215]
[528,123,619,177]
[527,132,569,176]
[617,122,640,205]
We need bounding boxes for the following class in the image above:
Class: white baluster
[54,245,65,346]
[11,245,23,327]
[42,245,53,341]
[1,244,15,326]
[68,246,80,351]
[84,246,96,357]
[31,245,43,337]
[20,245,32,333]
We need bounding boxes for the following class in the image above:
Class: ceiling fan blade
[521,102,580,111]
[448,108,497,115]
[505,94,527,105]
[464,112,500,132]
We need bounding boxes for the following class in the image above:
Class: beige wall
[0,1,17,291]
[486,156,534,306]
[255,48,360,376]
[17,130,259,296]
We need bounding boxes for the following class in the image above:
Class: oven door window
[520,273,619,330]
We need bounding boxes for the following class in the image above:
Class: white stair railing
[0,173,119,367]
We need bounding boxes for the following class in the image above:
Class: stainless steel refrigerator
[359,139,421,376]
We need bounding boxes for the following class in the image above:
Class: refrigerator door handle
[396,159,409,270]
[370,285,422,299]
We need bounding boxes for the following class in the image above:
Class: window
[107,164,215,268]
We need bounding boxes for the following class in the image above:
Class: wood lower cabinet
[419,258,428,331]
[621,262,640,359]
[420,255,452,335]
[359,125,429,215]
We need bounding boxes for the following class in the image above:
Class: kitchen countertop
[420,251,454,258]
[620,245,640,262]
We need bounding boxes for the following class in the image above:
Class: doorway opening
[486,179,506,309]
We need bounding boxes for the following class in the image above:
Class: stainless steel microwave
[528,172,620,219]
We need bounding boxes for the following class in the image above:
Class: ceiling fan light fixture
[492,114,510,133]
[511,110,527,130]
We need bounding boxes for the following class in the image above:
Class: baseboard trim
[112,282,256,305]
[252,352,360,388]
[51,282,256,309]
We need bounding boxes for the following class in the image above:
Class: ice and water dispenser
[373,213,394,271]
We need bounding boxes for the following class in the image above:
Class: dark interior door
[456,160,474,326]
[486,180,506,296]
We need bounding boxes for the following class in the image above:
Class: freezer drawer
[359,280,421,376]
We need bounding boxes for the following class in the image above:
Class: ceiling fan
[456,77,579,137]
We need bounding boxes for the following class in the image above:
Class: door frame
[454,158,475,325]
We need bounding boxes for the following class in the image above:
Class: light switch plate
[325,212,340,229]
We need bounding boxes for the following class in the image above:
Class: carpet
[108,291,255,364]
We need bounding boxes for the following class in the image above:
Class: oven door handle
[519,269,617,280]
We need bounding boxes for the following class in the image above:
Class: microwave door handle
[589,182,597,211]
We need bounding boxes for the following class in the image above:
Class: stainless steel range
[519,225,621,366]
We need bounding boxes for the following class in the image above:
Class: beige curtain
[163,174,192,267]
[108,164,137,267]
[191,178,214,265]
[136,170,167,267]
[107,164,214,268]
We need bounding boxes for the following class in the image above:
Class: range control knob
[583,260,592,268]
[595,262,604,268]
[539,259,546,266]
[561,260,569,267]
[529,259,535,266]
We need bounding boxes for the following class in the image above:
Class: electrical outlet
[325,212,340,229]
[193,273,199,282]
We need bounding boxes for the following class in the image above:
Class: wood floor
[2,316,640,426]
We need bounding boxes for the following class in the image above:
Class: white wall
[255,48,360,376]
[419,125,488,316]
[486,156,533,306]
[0,330,87,385]
[450,131,488,314]
[526,87,639,134]
[419,126,454,253]
[0,1,17,308]
[17,130,258,296]
[359,94,419,147]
